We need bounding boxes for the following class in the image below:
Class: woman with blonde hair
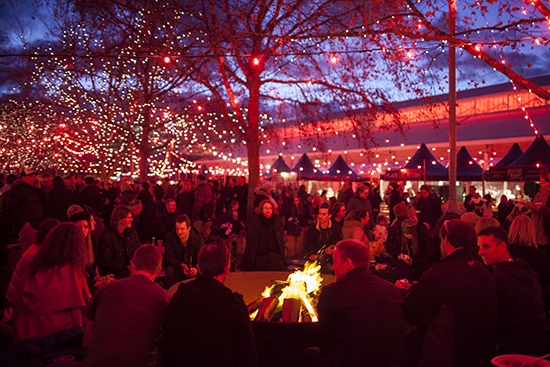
[508,215,550,312]
[474,217,500,234]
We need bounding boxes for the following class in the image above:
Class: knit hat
[260,184,272,192]
[21,168,38,177]
[460,212,480,227]
[393,203,408,219]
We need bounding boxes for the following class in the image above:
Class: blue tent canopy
[494,143,523,167]
[323,155,364,181]
[271,156,291,174]
[403,143,448,180]
[262,156,292,178]
[509,134,550,168]
[456,146,483,181]
[291,153,326,180]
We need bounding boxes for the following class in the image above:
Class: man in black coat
[346,185,374,230]
[136,182,157,243]
[413,184,443,230]
[80,176,103,216]
[404,219,498,367]
[315,239,407,367]
[162,244,258,367]
[304,203,341,273]
[98,205,141,277]
[478,227,546,355]
[155,198,182,240]
[163,214,204,289]
[6,168,46,247]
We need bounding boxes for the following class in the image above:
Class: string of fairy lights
[1,1,549,178]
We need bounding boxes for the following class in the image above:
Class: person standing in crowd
[413,184,442,231]
[192,174,215,230]
[478,227,546,355]
[508,214,550,312]
[314,239,406,367]
[523,168,550,258]
[156,198,183,240]
[44,175,74,222]
[498,195,514,227]
[136,181,157,244]
[0,174,17,264]
[8,223,90,342]
[337,181,354,206]
[83,245,171,367]
[330,202,346,237]
[236,176,249,220]
[162,244,258,367]
[80,176,103,217]
[176,180,194,219]
[347,185,374,231]
[241,199,285,271]
[119,181,137,206]
[397,217,439,282]
[161,177,176,199]
[163,215,204,289]
[341,209,370,251]
[464,185,477,212]
[404,219,498,367]
[7,168,46,250]
[97,205,140,278]
[388,182,405,224]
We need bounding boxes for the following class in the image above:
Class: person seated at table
[163,214,204,289]
[98,205,140,278]
[309,239,406,367]
[241,199,285,271]
[8,223,91,342]
[304,203,341,273]
[396,217,439,282]
[156,198,183,240]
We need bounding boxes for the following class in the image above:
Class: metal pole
[446,0,460,214]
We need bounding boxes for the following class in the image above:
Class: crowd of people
[0,167,549,366]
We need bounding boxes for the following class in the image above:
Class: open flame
[252,261,323,322]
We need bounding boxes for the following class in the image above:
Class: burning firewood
[282,298,301,322]
[249,261,323,323]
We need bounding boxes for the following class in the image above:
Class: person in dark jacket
[413,184,443,230]
[155,198,182,240]
[175,180,194,219]
[163,214,204,289]
[162,244,258,367]
[44,175,74,222]
[241,199,285,271]
[135,182,157,243]
[478,226,546,355]
[97,205,140,278]
[79,176,103,216]
[508,214,550,312]
[404,219,498,367]
[314,239,406,367]
[346,185,374,231]
[6,168,46,247]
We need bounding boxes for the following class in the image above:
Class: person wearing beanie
[395,218,438,281]
[413,184,443,230]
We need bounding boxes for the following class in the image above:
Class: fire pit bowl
[168,271,336,367]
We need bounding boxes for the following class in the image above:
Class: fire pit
[168,265,335,367]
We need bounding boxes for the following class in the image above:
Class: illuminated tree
[26,0,211,181]
[170,0,428,212]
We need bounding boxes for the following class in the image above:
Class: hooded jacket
[162,276,258,367]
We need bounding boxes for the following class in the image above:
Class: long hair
[508,215,537,248]
[28,223,88,278]
[51,175,68,191]
[256,199,278,216]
